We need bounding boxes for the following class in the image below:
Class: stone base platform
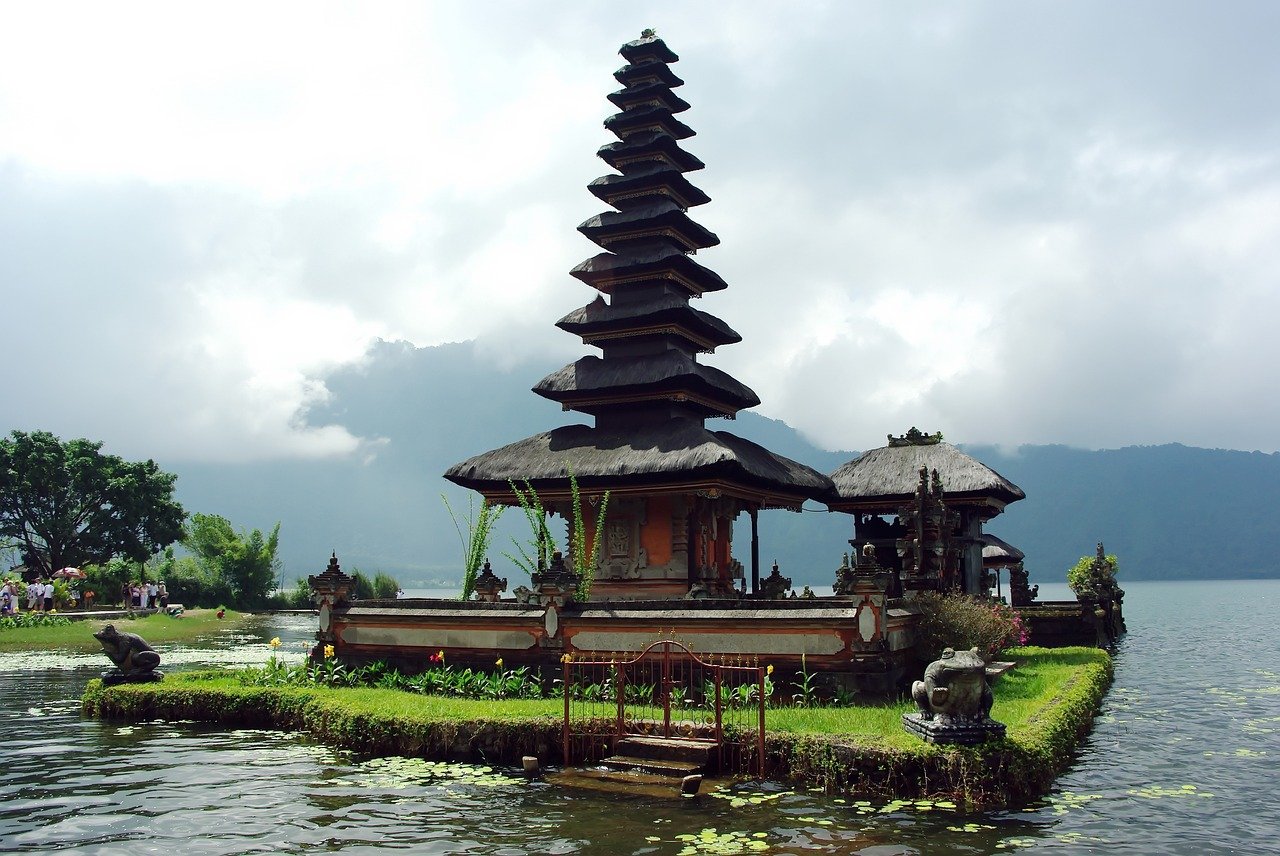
[101,670,165,687]
[902,712,1006,745]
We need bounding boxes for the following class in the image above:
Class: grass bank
[0,609,249,653]
[81,645,1111,807]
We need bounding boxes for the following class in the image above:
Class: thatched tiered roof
[446,33,832,506]
[980,533,1025,565]
[828,439,1025,511]
[445,419,833,506]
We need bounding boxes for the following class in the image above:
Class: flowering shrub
[912,592,1028,662]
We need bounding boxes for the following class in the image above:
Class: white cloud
[2,1,1279,459]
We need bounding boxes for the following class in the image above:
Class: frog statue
[902,647,1005,744]
[912,647,992,721]
[94,624,164,686]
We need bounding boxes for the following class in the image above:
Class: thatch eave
[444,421,835,505]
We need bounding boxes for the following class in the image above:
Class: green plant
[792,653,819,708]
[505,480,556,576]
[1066,550,1121,598]
[0,429,185,578]
[0,611,73,629]
[567,468,609,601]
[443,494,505,600]
[913,591,1024,661]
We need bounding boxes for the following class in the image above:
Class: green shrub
[285,578,313,608]
[912,592,1027,662]
[0,611,73,629]
[1067,551,1121,598]
[164,572,234,608]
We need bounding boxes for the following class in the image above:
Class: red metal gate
[561,638,766,775]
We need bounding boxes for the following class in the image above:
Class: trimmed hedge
[82,647,1112,808]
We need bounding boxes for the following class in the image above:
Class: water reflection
[0,582,1277,854]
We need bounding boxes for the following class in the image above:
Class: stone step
[546,767,702,798]
[600,755,704,777]
[615,735,715,765]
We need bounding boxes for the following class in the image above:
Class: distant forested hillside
[167,340,1280,587]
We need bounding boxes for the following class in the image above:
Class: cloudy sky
[3,1,1278,465]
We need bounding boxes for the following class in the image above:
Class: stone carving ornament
[94,624,163,685]
[902,647,1005,745]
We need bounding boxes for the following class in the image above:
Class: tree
[183,513,281,608]
[0,430,186,578]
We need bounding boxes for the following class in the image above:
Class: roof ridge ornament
[888,427,944,447]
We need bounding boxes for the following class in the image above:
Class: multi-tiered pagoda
[447,33,833,599]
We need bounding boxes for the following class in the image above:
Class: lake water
[1,580,1277,854]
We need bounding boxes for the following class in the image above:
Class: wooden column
[750,506,760,594]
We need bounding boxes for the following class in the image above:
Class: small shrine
[827,429,1025,595]
[446,33,833,599]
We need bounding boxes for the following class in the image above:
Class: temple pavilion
[827,428,1025,595]
[446,33,833,600]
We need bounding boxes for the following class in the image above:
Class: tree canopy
[183,512,281,608]
[0,430,186,578]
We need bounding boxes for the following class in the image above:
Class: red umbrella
[54,567,87,580]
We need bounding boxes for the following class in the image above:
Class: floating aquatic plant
[994,836,1038,849]
[673,828,769,855]
[1128,784,1213,799]
[327,757,516,791]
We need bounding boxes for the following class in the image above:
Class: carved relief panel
[598,498,647,579]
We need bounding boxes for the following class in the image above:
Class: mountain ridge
[164,339,1280,586]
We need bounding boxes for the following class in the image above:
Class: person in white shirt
[147,581,158,609]
[139,583,150,609]
[27,582,39,611]
[42,580,54,612]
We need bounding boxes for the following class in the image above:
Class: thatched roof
[444,419,835,502]
[828,442,1025,507]
[534,351,759,412]
[588,163,709,209]
[613,61,685,89]
[980,533,1025,564]
[556,295,741,348]
[597,131,702,173]
[619,35,679,65]
[604,104,695,140]
[570,242,727,294]
[607,82,691,114]
[578,198,718,250]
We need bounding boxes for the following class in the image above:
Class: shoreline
[81,646,1111,807]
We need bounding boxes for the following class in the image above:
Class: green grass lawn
[0,609,249,653]
[766,646,1107,748]
[83,645,1111,804]
[87,646,1105,740]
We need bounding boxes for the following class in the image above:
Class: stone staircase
[549,735,717,797]
[601,735,716,778]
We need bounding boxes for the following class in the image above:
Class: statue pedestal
[101,670,165,687]
[901,712,1005,745]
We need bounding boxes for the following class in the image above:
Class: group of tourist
[122,580,168,610]
[0,579,55,615]
[1,577,171,614]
